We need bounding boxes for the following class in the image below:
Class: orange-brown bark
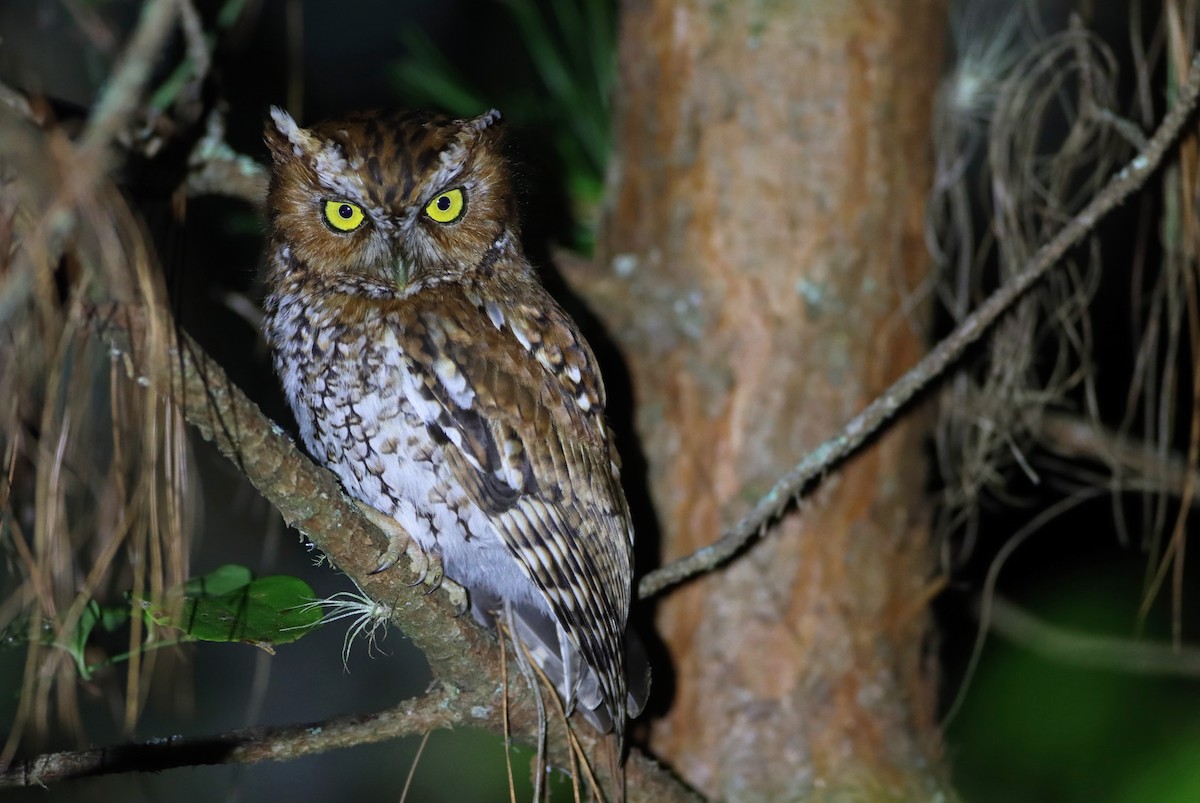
[590,1,948,798]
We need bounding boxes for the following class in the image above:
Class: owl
[261,107,646,740]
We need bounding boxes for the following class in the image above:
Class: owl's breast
[263,288,541,610]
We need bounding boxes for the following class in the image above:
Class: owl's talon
[355,501,443,591]
[402,557,432,587]
[369,538,404,575]
[406,538,445,590]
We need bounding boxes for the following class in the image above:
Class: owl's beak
[393,259,409,287]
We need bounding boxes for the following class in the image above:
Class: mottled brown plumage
[261,107,644,737]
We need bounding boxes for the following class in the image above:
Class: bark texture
[589,1,948,798]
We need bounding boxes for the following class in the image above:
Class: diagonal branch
[637,49,1200,599]
[179,47,1200,603]
[96,303,493,689]
[6,48,691,788]
[87,305,701,802]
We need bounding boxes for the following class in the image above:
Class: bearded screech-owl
[261,107,646,739]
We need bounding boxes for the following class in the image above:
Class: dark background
[2,1,1199,801]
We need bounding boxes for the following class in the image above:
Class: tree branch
[77,0,179,166]
[85,306,700,802]
[983,594,1200,677]
[5,42,693,789]
[96,304,493,688]
[637,50,1200,600]
[178,55,1200,605]
[184,110,269,208]
[1,675,698,799]
[0,687,460,787]
[1039,411,1200,500]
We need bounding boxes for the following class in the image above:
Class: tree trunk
[591,1,948,798]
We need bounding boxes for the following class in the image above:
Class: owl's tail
[471,591,649,741]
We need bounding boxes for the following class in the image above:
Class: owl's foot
[357,503,439,584]
[353,501,468,613]
[399,549,467,613]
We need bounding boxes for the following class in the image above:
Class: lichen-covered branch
[87,305,699,803]
[184,111,269,208]
[96,304,493,687]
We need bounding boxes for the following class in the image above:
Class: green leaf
[391,28,489,116]
[184,563,255,597]
[0,601,134,680]
[65,600,104,678]
[55,601,128,680]
[137,565,323,649]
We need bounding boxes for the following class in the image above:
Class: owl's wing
[394,288,634,726]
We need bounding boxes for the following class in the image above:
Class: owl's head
[264,107,521,294]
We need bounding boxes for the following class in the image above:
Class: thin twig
[1039,411,1200,500]
[983,594,1200,677]
[638,50,1200,600]
[399,730,432,803]
[175,0,212,85]
[77,0,178,162]
[184,111,270,207]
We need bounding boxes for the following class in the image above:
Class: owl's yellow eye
[323,200,365,232]
[425,188,465,223]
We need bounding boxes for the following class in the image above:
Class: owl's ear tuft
[467,109,503,133]
[264,106,316,163]
[462,109,505,154]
